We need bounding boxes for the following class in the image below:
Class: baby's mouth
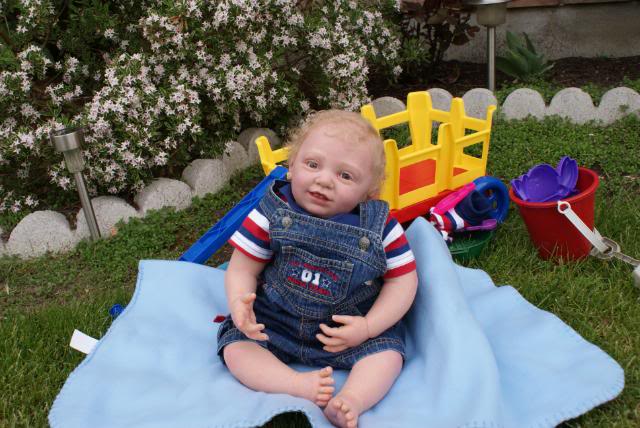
[309,191,329,201]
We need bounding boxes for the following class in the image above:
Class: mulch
[369,56,640,99]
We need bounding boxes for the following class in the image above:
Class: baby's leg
[324,350,402,428]
[223,341,335,407]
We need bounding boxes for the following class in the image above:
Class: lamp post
[463,0,511,92]
[50,127,101,240]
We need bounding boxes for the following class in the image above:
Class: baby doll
[218,110,418,428]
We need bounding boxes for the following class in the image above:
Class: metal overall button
[281,216,292,228]
[359,236,370,251]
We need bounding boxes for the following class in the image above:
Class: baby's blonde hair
[286,110,386,198]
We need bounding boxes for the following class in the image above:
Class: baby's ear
[367,187,380,200]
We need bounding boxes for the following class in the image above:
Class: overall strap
[358,200,389,237]
[258,180,290,218]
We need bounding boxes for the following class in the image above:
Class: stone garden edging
[2,87,639,259]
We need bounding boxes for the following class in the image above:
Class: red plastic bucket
[509,167,599,261]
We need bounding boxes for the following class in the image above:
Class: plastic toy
[474,176,510,223]
[179,166,287,264]
[256,91,497,224]
[511,156,578,202]
[428,176,509,237]
[109,304,125,319]
[430,176,509,258]
[510,166,597,260]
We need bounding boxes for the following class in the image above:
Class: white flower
[154,152,168,166]
[104,28,117,40]
[25,195,38,207]
[20,103,40,119]
[255,95,266,109]
[58,177,71,190]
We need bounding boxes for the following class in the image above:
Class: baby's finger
[316,333,345,346]
[245,323,266,333]
[331,314,353,325]
[248,331,269,341]
[323,344,348,353]
[319,323,342,338]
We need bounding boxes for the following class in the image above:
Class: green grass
[2,117,640,427]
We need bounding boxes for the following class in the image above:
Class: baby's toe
[316,394,331,407]
[332,398,344,409]
[320,386,335,394]
[344,409,358,427]
[320,376,335,386]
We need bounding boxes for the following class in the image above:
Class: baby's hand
[316,315,370,353]
[230,292,269,341]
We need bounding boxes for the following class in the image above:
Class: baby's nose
[315,171,334,188]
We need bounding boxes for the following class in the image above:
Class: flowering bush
[395,0,478,78]
[0,0,155,215]
[0,0,401,221]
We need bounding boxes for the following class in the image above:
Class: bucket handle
[558,200,640,289]
[556,201,608,253]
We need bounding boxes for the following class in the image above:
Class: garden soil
[369,55,640,99]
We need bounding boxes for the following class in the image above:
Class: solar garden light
[50,127,101,240]
[463,0,511,92]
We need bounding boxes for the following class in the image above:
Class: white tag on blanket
[70,329,98,354]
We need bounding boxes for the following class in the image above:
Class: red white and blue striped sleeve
[382,217,416,279]
[228,206,273,262]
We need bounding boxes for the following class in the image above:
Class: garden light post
[50,127,101,241]
[464,0,511,92]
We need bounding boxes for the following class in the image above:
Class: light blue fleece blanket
[49,218,624,428]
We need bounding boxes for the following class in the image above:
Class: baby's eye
[340,171,353,181]
[305,160,318,169]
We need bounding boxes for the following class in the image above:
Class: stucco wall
[445,2,640,62]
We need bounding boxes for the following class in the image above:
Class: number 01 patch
[286,261,339,297]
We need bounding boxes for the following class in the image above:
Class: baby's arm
[363,271,418,338]
[317,270,418,352]
[225,249,269,341]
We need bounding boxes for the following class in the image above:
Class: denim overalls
[217,181,406,369]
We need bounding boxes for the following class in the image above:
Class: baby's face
[288,126,376,218]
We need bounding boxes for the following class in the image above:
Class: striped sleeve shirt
[228,205,416,279]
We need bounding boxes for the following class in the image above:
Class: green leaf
[523,32,538,55]
[506,50,530,76]
[519,48,544,72]
[496,56,522,80]
[0,43,18,71]
[505,31,523,51]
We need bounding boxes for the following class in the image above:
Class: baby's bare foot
[293,366,335,407]
[324,391,361,428]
